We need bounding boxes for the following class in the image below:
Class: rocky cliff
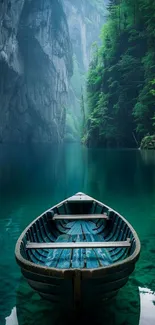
[63,0,109,71]
[0,0,72,143]
[63,0,109,141]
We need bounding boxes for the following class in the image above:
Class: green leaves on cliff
[85,0,155,147]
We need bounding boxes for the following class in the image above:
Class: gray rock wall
[62,0,109,140]
[0,0,72,143]
[63,0,109,71]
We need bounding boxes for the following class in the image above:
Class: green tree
[84,0,155,147]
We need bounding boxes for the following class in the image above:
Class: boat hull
[15,192,140,309]
[20,255,136,308]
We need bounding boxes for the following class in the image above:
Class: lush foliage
[85,0,155,147]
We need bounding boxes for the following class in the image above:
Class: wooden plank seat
[26,239,131,250]
[53,214,109,220]
[15,192,141,299]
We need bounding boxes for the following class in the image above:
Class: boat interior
[22,194,136,269]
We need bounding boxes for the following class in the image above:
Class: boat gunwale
[15,193,141,279]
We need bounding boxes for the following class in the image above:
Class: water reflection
[140,150,155,166]
[139,287,155,325]
[5,286,155,325]
[0,144,68,220]
[0,144,155,324]
[14,277,140,325]
[5,307,18,325]
[0,145,155,215]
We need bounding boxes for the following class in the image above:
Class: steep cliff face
[0,0,72,143]
[63,0,109,141]
[63,0,109,71]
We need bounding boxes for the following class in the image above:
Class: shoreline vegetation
[82,0,155,149]
[140,135,155,150]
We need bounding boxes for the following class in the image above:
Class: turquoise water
[0,144,155,325]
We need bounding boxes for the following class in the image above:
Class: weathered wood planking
[26,239,131,250]
[53,214,109,220]
[15,192,140,308]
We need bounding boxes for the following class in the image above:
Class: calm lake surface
[0,144,155,325]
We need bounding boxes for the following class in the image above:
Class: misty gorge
[0,0,107,144]
[0,1,155,325]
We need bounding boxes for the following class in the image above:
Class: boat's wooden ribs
[53,214,109,220]
[26,239,131,250]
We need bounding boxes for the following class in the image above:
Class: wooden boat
[15,192,140,309]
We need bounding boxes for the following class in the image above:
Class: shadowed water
[0,144,155,325]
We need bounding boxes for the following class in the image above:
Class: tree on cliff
[85,0,155,147]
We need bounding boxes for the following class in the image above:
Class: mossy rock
[140,135,155,150]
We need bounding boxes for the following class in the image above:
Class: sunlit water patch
[139,288,155,325]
